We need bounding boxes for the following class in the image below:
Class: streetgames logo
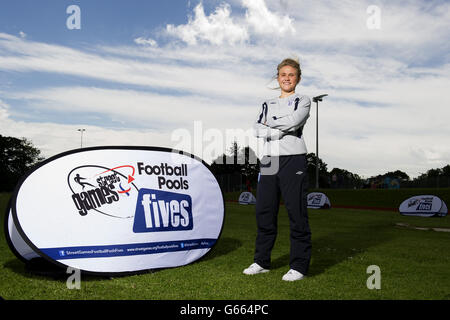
[308,193,323,206]
[408,197,433,211]
[240,193,251,202]
[67,165,138,218]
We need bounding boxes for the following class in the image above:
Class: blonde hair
[270,57,302,90]
[277,57,301,78]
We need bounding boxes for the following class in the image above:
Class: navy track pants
[254,154,311,275]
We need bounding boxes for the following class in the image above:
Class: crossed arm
[253,96,311,141]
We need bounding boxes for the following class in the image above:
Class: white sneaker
[243,263,269,275]
[282,269,305,281]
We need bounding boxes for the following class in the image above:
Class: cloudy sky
[0,0,449,178]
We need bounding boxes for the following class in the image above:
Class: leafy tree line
[0,135,43,192]
[415,165,450,180]
[405,165,450,188]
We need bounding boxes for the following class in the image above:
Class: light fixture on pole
[77,128,86,148]
[312,94,328,189]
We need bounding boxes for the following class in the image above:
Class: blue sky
[0,1,188,44]
[1,0,449,178]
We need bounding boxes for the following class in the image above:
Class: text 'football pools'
[137,162,189,190]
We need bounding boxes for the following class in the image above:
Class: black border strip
[8,146,226,277]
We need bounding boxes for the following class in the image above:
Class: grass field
[1,190,449,300]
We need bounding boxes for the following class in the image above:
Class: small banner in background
[238,191,256,205]
[399,195,447,217]
[307,192,331,209]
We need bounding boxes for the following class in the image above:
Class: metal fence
[402,177,450,188]
[215,173,251,193]
[214,173,450,192]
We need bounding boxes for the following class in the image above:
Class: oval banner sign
[8,146,224,275]
[6,208,40,262]
[238,192,256,205]
[307,192,331,209]
[399,195,447,217]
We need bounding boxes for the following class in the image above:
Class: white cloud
[133,37,158,47]
[0,90,260,163]
[281,0,450,62]
[5,86,253,130]
[0,99,10,120]
[165,0,295,45]
[166,2,248,45]
[0,114,174,159]
[243,0,295,36]
[18,31,26,38]
[0,33,268,101]
[3,27,450,176]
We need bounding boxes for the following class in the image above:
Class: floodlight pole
[312,94,328,189]
[77,128,86,148]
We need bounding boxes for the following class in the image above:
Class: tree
[306,153,329,188]
[442,165,450,177]
[210,142,258,174]
[0,135,43,192]
[426,168,442,178]
[210,141,241,175]
[410,164,450,188]
[384,170,410,182]
[210,141,260,191]
[366,170,410,189]
[329,167,363,189]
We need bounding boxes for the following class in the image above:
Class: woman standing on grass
[243,58,312,281]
